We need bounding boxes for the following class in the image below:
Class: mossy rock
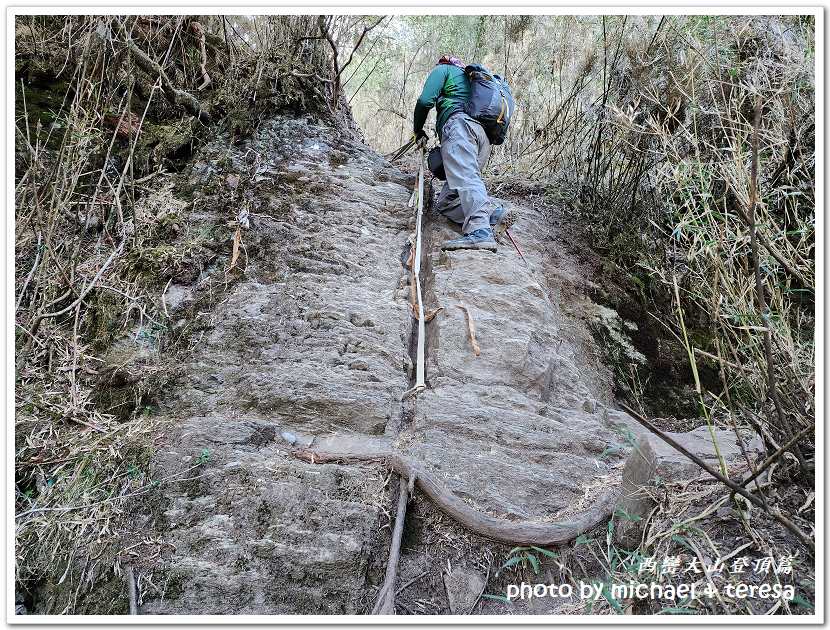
[90,363,169,422]
[128,245,176,276]
[15,82,74,151]
[91,370,142,422]
[81,289,123,352]
[128,244,206,282]
[121,440,155,472]
[136,118,197,170]
[30,550,128,615]
[690,327,714,350]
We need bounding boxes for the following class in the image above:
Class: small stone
[281,432,296,445]
[443,568,485,614]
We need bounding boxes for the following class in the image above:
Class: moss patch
[81,289,124,352]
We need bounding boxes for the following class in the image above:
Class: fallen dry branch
[373,476,409,615]
[293,448,617,546]
[619,403,815,552]
[126,566,138,615]
[737,422,815,490]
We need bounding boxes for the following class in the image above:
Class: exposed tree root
[112,19,211,124]
[293,447,618,546]
[189,21,212,91]
[453,305,481,356]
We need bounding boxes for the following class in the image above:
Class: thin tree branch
[19,240,125,370]
[729,200,813,293]
[374,475,408,615]
[619,403,814,551]
[737,422,815,490]
[16,232,42,314]
[334,15,385,81]
[318,15,385,109]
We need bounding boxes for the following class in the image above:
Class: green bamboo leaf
[531,546,558,559]
[527,552,539,574]
[671,535,694,552]
[599,444,623,457]
[500,556,524,569]
[603,585,624,614]
[614,507,643,521]
[791,597,814,611]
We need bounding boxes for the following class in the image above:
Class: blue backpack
[461,63,514,145]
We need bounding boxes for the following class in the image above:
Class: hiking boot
[490,205,519,242]
[441,228,497,252]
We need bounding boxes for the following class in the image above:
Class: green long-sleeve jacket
[413,64,471,140]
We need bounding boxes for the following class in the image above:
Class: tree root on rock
[189,21,212,91]
[112,19,211,124]
[292,448,618,546]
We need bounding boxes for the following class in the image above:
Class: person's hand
[414,129,428,148]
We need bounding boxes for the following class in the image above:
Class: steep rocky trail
[137,117,627,614]
[403,200,624,522]
[141,116,414,614]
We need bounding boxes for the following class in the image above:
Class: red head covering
[437,55,465,69]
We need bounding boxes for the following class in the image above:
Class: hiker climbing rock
[413,55,517,252]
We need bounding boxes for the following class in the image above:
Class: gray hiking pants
[436,113,491,234]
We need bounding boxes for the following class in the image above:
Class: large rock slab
[613,421,764,548]
[141,122,626,614]
[142,437,385,614]
[142,117,414,614]
[396,201,624,523]
[604,408,764,482]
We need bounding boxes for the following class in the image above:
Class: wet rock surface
[139,118,626,614]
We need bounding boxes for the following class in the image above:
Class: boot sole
[492,208,519,242]
[441,240,498,252]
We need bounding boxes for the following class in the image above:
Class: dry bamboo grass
[639,18,815,468]
[13,15,219,612]
[510,15,816,477]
